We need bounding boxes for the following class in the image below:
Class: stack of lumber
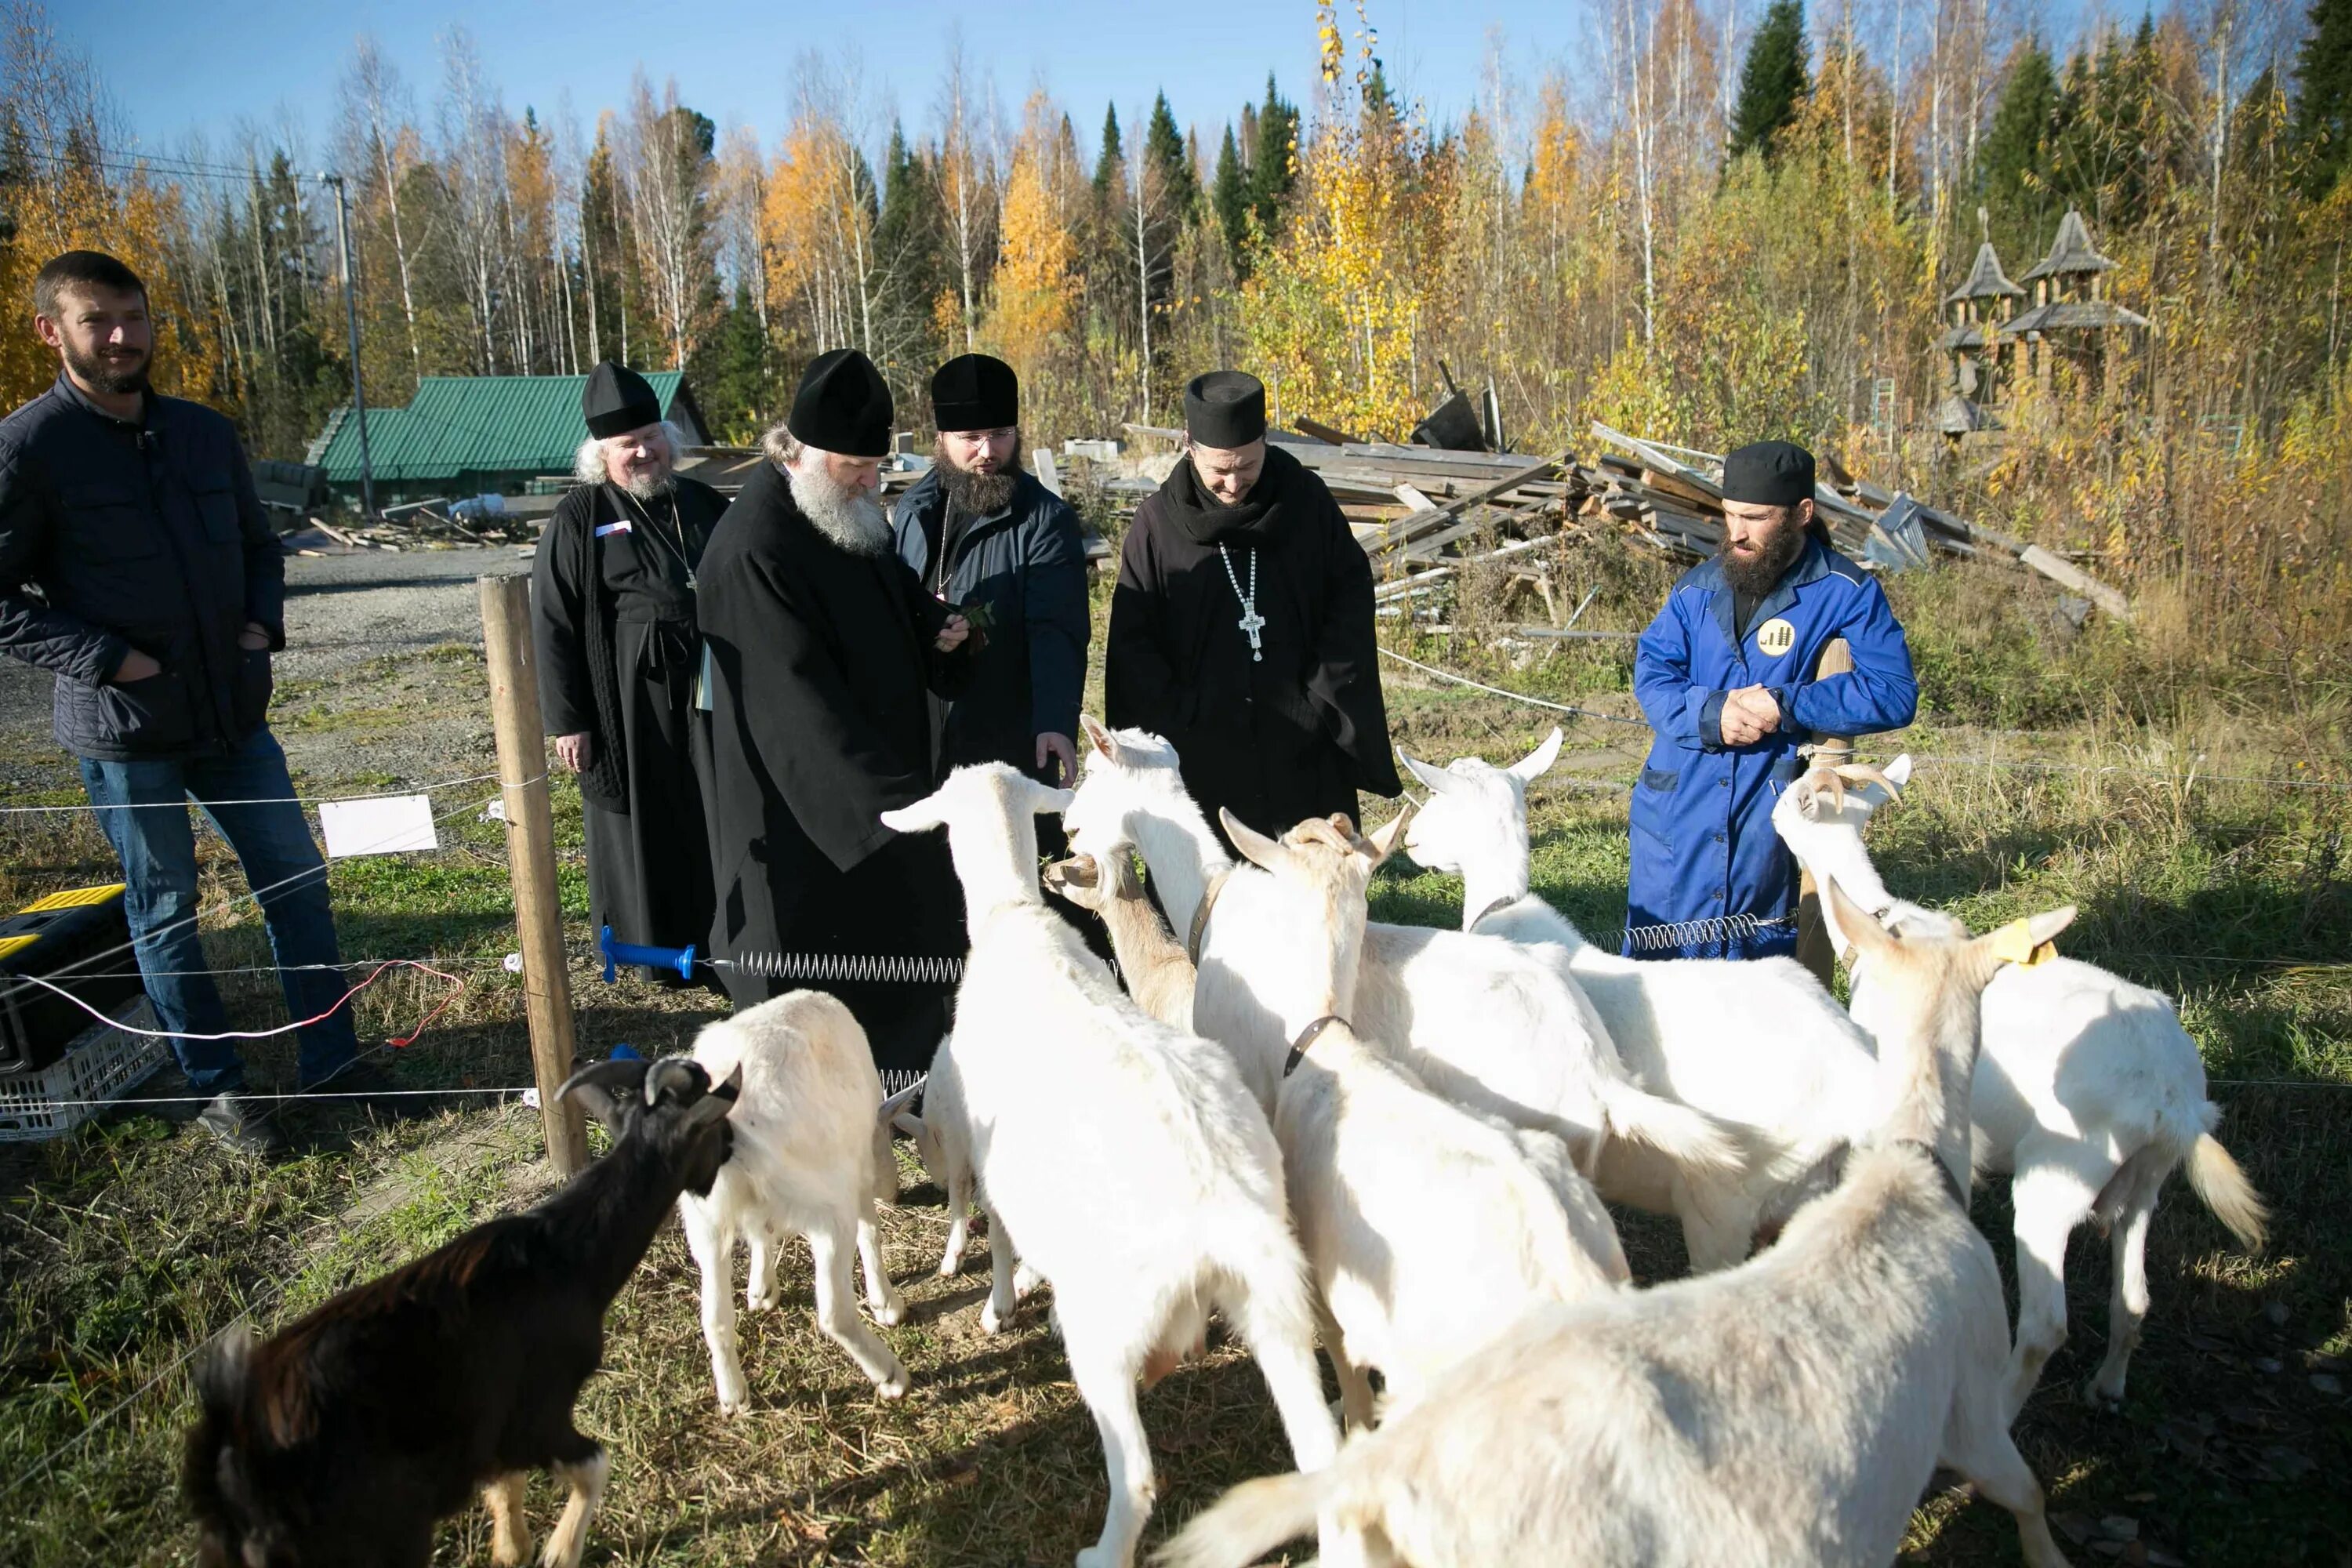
[1113,420,2130,622]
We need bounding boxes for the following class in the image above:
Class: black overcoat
[697,460,970,1075]
[1105,444,1399,839]
[531,477,724,968]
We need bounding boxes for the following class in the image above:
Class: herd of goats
[180,720,2269,1568]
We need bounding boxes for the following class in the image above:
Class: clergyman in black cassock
[698,349,975,1081]
[1105,369,1400,840]
[532,362,723,981]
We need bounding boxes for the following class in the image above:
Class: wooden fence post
[478,572,588,1178]
[1793,636,1855,991]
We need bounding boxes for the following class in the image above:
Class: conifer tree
[1093,104,1125,201]
[1728,0,1810,162]
[1980,39,2063,226]
[2295,0,2352,194]
[1247,74,1300,237]
[1212,125,1250,267]
[1145,92,1199,219]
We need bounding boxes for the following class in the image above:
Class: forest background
[2,0,2348,679]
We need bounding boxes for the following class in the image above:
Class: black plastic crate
[0,885,148,1076]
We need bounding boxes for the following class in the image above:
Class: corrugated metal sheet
[313,372,692,485]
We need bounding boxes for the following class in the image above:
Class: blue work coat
[1625,538,1917,960]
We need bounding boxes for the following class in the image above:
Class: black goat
[183,1054,739,1568]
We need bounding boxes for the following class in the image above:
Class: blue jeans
[79,728,358,1093]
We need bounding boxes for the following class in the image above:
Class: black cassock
[697,461,971,1079]
[1106,444,1400,839]
[532,477,724,975]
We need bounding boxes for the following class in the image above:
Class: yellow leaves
[981,94,1080,390]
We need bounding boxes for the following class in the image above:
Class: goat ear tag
[1756,619,1797,657]
[1987,919,2056,967]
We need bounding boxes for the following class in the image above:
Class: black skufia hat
[931,353,1018,432]
[1184,370,1267,448]
[583,361,662,439]
[788,349,895,459]
[1721,440,1817,508]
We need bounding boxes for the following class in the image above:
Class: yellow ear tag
[1987,919,2056,967]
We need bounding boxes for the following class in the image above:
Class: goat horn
[1833,762,1904,802]
[1805,768,1847,816]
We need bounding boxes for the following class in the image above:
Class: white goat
[1062,719,1740,1186]
[679,993,919,1411]
[1773,755,2269,1416]
[1397,728,1882,1270]
[882,763,1348,1568]
[1226,808,1628,1429]
[1156,881,2081,1568]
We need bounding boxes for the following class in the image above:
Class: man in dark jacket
[532,362,724,982]
[0,251,365,1152]
[1625,440,1917,961]
[698,349,973,1085]
[891,353,1088,790]
[1106,369,1399,841]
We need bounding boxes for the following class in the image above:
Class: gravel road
[0,543,535,798]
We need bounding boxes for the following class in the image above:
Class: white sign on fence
[318,794,439,858]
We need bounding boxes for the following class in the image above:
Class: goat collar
[1887,1137,1969,1210]
[1282,1015,1350,1078]
[1836,899,1899,971]
[1468,892,1523,931]
[1186,868,1232,967]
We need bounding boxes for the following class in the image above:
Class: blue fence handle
[600,925,696,983]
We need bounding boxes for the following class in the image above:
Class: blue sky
[67,0,1575,165]
[66,0,2125,171]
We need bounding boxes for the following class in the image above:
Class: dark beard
[63,339,151,397]
[939,449,1023,517]
[1719,519,1807,597]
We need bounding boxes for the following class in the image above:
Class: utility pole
[318,172,376,521]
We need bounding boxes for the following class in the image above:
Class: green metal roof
[310,372,695,487]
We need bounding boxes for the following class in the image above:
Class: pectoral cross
[1218,543,1265,663]
[1236,604,1265,659]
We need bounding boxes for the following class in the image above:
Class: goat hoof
[2081,1377,2125,1411]
[876,1369,911,1399]
[1012,1262,1042,1300]
[979,1301,1008,1335]
[746,1289,781,1312]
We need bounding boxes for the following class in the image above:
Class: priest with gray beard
[697,348,975,1081]
[532,361,725,984]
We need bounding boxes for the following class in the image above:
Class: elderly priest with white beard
[698,349,974,1083]
[532,361,725,984]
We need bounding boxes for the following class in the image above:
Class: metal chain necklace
[1218,544,1265,662]
[616,486,696,591]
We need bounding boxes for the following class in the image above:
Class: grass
[1,578,2347,1565]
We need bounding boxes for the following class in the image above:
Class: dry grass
[1,593,2347,1566]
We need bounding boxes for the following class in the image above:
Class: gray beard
[619,470,674,503]
[787,464,891,555]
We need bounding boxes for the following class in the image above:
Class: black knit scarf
[1161,444,1308,545]
[563,485,633,813]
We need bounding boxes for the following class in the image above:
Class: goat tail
[2186,1120,2268,1253]
[1598,1079,1745,1175]
[1152,1471,1334,1568]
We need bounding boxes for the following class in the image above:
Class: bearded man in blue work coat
[1624,441,1917,961]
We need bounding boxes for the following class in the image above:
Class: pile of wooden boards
[1115,419,2132,623]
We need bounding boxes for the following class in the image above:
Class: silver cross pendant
[1237,607,1265,660]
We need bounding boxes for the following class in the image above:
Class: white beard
[787,463,891,555]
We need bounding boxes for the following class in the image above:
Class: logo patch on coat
[1756,617,1797,656]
